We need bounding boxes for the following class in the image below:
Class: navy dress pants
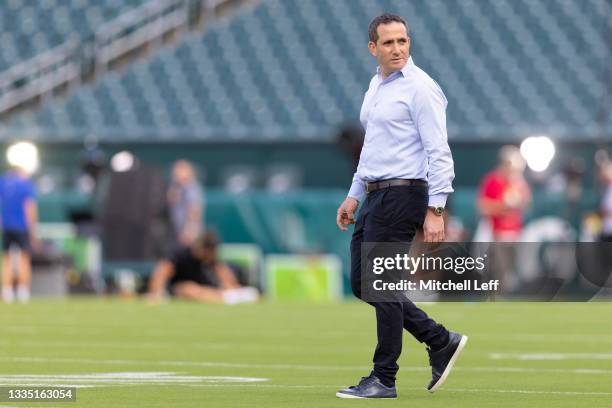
[349,185,449,386]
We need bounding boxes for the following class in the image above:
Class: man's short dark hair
[368,13,409,43]
[195,230,220,250]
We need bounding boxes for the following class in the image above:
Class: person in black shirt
[147,231,258,304]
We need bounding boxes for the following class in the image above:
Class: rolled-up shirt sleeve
[413,82,455,207]
[347,171,366,203]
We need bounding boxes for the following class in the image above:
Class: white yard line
[0,339,372,353]
[0,325,357,339]
[426,387,612,397]
[0,340,228,350]
[490,352,612,361]
[479,334,612,343]
[3,356,364,371]
[8,320,612,343]
[177,384,612,397]
[3,356,612,376]
[4,381,603,398]
[0,372,268,388]
[0,362,609,397]
[4,325,612,344]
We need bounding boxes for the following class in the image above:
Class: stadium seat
[0,0,149,71]
[5,0,611,141]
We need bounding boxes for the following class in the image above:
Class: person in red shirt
[478,145,531,241]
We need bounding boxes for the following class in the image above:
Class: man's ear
[368,41,377,57]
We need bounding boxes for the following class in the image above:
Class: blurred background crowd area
[0,0,610,300]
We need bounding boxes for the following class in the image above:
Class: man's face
[172,162,192,185]
[368,22,410,77]
[192,245,217,263]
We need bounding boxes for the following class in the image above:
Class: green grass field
[0,299,611,407]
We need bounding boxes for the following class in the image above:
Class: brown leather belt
[365,178,428,193]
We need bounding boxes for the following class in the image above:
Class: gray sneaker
[336,374,397,399]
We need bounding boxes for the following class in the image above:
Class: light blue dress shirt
[348,57,454,208]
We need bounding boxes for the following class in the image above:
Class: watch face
[435,207,444,216]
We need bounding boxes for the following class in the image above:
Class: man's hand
[179,231,195,246]
[145,291,165,305]
[29,234,42,252]
[336,197,359,231]
[423,210,445,242]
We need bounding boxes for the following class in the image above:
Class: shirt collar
[400,56,415,76]
[376,56,415,79]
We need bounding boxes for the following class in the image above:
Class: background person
[147,230,258,304]
[167,160,204,247]
[477,145,531,291]
[0,164,38,303]
[598,161,612,242]
[477,145,531,241]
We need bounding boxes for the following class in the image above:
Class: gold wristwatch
[428,206,445,216]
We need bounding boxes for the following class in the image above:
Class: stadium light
[520,136,555,172]
[110,151,135,172]
[6,141,39,174]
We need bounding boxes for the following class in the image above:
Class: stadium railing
[0,0,244,116]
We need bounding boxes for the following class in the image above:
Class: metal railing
[0,40,81,113]
[0,0,227,115]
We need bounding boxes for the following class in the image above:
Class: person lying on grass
[147,230,258,304]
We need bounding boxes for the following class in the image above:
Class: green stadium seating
[6,0,612,141]
[0,0,148,71]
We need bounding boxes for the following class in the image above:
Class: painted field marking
[180,384,612,397]
[0,372,268,388]
[3,356,612,376]
[0,376,609,397]
[0,338,372,353]
[4,325,612,346]
[427,387,612,397]
[490,353,612,361]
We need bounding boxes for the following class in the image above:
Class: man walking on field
[335,13,468,399]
